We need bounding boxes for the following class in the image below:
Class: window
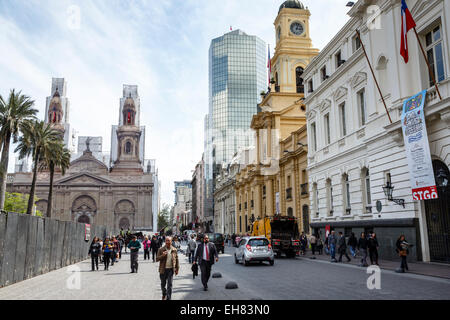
[339,102,347,137]
[353,34,361,53]
[358,89,366,126]
[425,25,445,87]
[296,67,304,93]
[321,66,327,81]
[311,122,317,151]
[308,79,314,93]
[343,174,351,214]
[335,51,344,68]
[326,179,333,216]
[324,113,331,145]
[362,169,372,212]
[125,141,132,154]
[315,184,319,217]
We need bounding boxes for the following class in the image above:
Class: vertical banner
[85,224,91,241]
[401,90,438,200]
[325,225,331,238]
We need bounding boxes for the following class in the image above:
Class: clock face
[290,22,304,36]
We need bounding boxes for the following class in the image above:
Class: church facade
[7,79,155,233]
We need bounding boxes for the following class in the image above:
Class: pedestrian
[111,236,120,265]
[395,235,412,273]
[309,234,317,255]
[317,237,323,254]
[88,237,102,271]
[232,233,236,247]
[102,237,113,271]
[337,232,351,262]
[143,236,151,260]
[300,232,307,255]
[128,235,142,273]
[118,236,124,259]
[328,231,337,262]
[193,234,219,291]
[357,232,369,267]
[368,232,379,265]
[324,235,329,255]
[156,236,180,300]
[151,235,159,262]
[347,232,357,258]
[98,238,104,263]
[188,234,197,263]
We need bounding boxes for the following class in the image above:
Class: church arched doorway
[78,215,90,224]
[72,195,97,223]
[119,217,130,230]
[425,160,450,263]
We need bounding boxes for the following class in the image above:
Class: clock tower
[271,0,319,94]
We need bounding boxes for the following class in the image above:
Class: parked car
[234,236,274,266]
[206,233,225,254]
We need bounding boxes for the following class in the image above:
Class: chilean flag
[400,0,416,63]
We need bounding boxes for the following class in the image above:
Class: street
[0,245,449,300]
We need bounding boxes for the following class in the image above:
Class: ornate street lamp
[382,181,405,208]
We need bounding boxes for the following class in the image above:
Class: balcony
[301,183,308,195]
[286,188,292,200]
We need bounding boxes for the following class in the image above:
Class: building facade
[173,180,192,233]
[304,0,449,262]
[7,82,155,233]
[191,156,205,232]
[234,0,318,235]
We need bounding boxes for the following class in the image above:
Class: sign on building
[401,90,438,201]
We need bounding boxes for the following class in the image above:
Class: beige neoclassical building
[7,80,155,233]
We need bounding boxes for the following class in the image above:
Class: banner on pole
[401,90,438,201]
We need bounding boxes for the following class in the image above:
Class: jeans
[189,250,195,264]
[338,248,351,262]
[349,246,356,257]
[152,249,157,262]
[103,252,111,269]
[130,251,139,272]
[400,256,408,271]
[330,244,336,260]
[369,249,379,265]
[144,249,150,260]
[360,248,368,266]
[91,254,99,270]
[160,268,174,300]
[311,244,316,255]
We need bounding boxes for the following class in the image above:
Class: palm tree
[0,89,38,210]
[40,141,71,218]
[15,120,61,215]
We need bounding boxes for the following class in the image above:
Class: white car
[234,236,275,266]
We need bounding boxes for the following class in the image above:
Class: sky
[0,0,351,208]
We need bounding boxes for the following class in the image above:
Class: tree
[157,204,171,231]
[40,141,71,217]
[15,120,61,215]
[4,192,42,216]
[0,89,38,210]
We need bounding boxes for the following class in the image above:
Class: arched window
[123,109,135,125]
[125,141,132,154]
[296,67,304,93]
[362,168,372,212]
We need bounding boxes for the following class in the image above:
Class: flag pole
[413,27,442,101]
[356,30,392,124]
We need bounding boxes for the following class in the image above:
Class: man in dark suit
[193,234,219,291]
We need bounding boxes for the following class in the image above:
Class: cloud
[0,0,350,207]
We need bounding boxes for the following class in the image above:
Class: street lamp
[382,181,405,208]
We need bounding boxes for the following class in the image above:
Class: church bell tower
[110,85,145,173]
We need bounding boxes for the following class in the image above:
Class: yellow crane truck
[251,216,300,258]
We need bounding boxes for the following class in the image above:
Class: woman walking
[102,237,114,271]
[396,235,412,273]
[143,236,151,260]
[150,235,159,262]
[88,237,102,271]
[357,232,369,267]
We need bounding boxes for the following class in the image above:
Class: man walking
[188,234,197,264]
[193,234,219,291]
[357,232,369,267]
[328,231,337,262]
[127,235,141,273]
[337,232,351,262]
[156,237,179,300]
[368,232,379,265]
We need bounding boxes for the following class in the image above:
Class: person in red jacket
[143,236,151,260]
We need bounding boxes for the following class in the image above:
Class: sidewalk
[296,250,450,279]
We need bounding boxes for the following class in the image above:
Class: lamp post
[382,181,405,208]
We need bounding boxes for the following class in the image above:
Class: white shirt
[203,243,210,260]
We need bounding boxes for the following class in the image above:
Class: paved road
[0,245,449,300]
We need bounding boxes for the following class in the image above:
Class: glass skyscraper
[207,29,266,166]
[203,29,266,231]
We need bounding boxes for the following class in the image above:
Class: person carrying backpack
[89,237,102,271]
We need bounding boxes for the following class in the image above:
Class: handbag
[399,249,407,257]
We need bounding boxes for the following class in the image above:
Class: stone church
[7,79,155,232]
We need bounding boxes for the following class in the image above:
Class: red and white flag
[400,0,416,63]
